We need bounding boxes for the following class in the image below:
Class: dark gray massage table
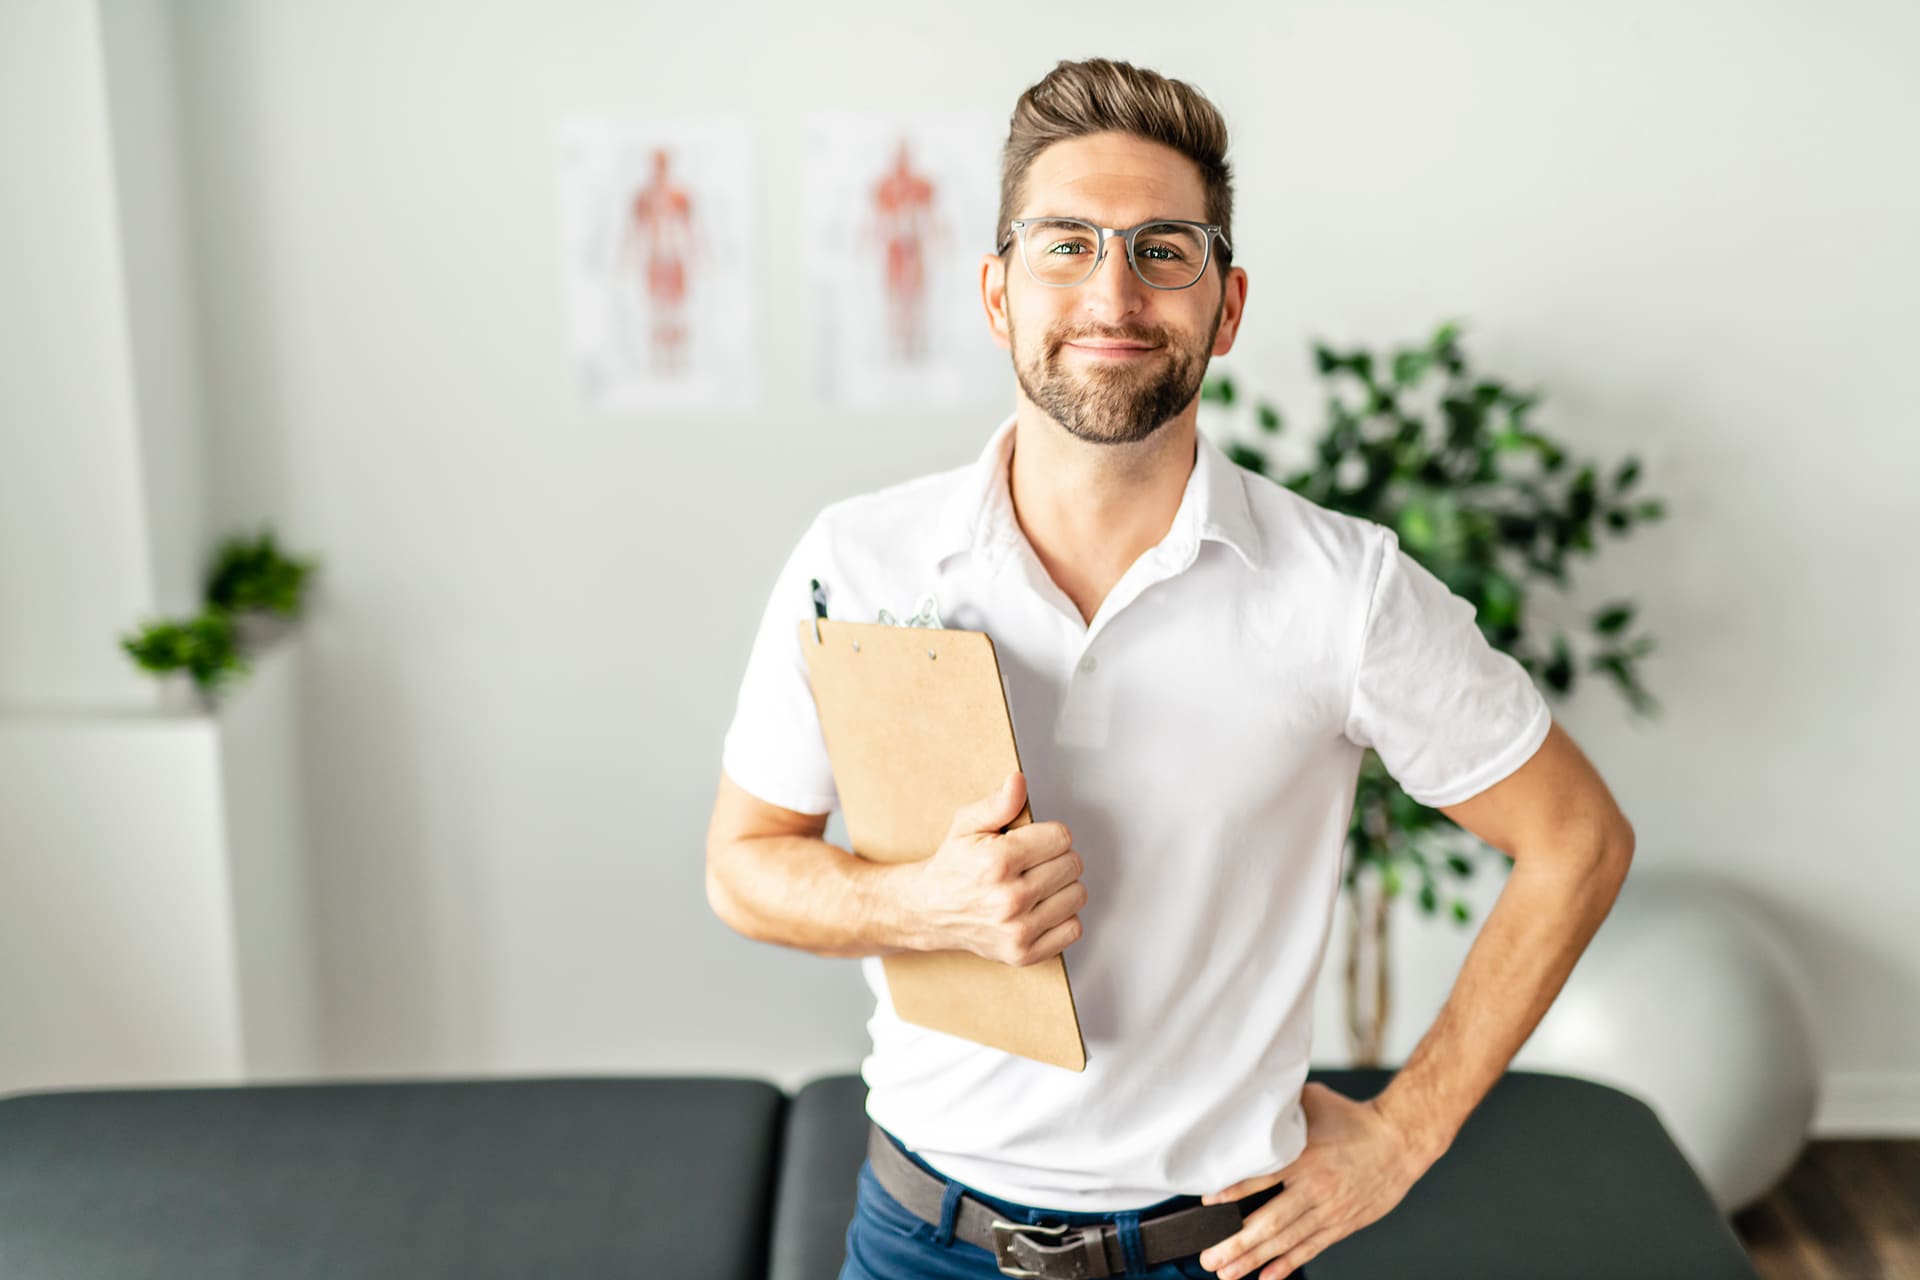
[0,1068,1758,1278]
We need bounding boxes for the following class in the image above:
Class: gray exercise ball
[1510,870,1819,1213]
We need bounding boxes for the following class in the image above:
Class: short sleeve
[1343,526,1552,808]
[718,514,840,815]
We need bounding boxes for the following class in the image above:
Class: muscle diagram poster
[805,111,1004,407]
[555,115,758,411]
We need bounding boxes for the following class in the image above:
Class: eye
[1028,219,1098,257]
[1133,223,1206,265]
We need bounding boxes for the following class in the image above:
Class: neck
[1006,399,1198,580]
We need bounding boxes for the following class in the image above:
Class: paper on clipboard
[798,615,1087,1071]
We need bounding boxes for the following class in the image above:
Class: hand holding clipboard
[908,770,1088,973]
[798,592,1088,1071]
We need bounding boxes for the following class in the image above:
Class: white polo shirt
[719,409,1551,1210]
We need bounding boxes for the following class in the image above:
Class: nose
[1081,230,1149,319]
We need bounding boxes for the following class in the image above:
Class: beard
[1008,295,1222,446]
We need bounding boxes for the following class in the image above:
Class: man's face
[981,131,1248,447]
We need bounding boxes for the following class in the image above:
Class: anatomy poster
[555,116,757,411]
[806,111,1004,407]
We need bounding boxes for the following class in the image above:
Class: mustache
[1051,327,1167,349]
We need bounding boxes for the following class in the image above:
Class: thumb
[955,770,1026,836]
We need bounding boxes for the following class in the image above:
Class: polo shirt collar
[928,411,1263,576]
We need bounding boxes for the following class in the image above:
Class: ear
[980,252,1011,351]
[1210,266,1249,358]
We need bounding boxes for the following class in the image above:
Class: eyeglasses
[996,216,1231,291]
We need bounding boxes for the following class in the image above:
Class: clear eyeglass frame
[996,216,1232,291]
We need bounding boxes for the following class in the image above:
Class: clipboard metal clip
[876,592,943,630]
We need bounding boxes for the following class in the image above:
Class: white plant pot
[230,608,294,651]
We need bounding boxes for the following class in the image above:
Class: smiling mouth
[1066,342,1161,359]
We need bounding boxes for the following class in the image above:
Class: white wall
[122,0,1920,1125]
[0,0,316,1096]
[0,0,158,707]
[99,0,211,622]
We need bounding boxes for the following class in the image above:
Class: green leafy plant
[206,528,319,617]
[1202,319,1666,1065]
[118,525,319,706]
[119,609,249,703]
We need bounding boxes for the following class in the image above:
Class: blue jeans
[838,1125,1306,1280]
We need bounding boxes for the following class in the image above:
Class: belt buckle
[989,1218,1073,1278]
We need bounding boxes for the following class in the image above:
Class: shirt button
[1079,654,1098,673]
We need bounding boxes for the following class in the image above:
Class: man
[707,57,1635,1280]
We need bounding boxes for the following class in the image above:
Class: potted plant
[118,525,320,709]
[119,609,249,713]
[205,527,320,650]
[1203,320,1667,1066]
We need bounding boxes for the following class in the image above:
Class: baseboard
[1813,1071,1920,1136]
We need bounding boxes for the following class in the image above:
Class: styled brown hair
[996,58,1235,279]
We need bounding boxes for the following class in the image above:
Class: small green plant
[118,525,318,705]
[1203,319,1667,1064]
[206,528,319,617]
[119,609,249,700]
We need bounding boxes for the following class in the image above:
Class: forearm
[707,834,923,959]
[1369,837,1633,1167]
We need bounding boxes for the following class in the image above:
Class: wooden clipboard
[798,617,1087,1072]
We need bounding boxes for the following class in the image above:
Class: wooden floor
[1730,1139,1920,1279]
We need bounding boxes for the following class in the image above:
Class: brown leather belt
[866,1120,1275,1279]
